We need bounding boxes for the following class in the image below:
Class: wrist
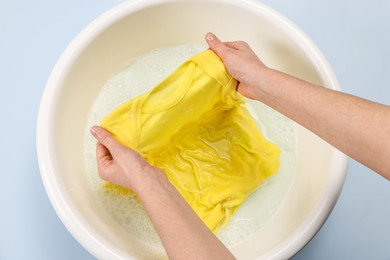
[131,166,170,197]
[243,66,275,101]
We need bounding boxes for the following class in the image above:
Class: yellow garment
[101,50,280,232]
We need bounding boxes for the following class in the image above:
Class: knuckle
[98,130,113,148]
[97,164,110,180]
[237,41,249,48]
[99,133,110,146]
[98,169,108,180]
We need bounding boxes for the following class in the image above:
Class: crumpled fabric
[101,50,280,232]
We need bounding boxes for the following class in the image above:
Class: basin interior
[44,1,343,259]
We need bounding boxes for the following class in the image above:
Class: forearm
[255,69,390,179]
[135,168,235,260]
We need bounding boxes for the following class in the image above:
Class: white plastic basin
[37,0,348,259]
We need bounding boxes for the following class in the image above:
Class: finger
[96,142,112,166]
[95,142,117,181]
[224,41,248,50]
[205,32,228,58]
[90,125,122,154]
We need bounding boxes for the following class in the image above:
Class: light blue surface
[0,1,389,259]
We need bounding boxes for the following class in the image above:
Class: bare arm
[206,32,390,180]
[90,126,235,260]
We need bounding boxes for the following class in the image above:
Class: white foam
[84,43,296,252]
[217,100,296,245]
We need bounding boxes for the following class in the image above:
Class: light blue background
[0,0,389,259]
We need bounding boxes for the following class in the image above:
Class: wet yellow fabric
[101,50,280,232]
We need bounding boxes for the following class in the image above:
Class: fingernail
[206,32,214,41]
[90,125,99,136]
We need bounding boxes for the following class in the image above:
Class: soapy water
[84,43,296,252]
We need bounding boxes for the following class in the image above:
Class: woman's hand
[205,32,270,100]
[207,32,390,180]
[90,125,163,193]
[90,125,235,259]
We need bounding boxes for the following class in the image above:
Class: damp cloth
[101,50,280,232]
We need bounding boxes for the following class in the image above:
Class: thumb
[205,32,228,58]
[90,125,122,154]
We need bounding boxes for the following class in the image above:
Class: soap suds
[84,43,296,253]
